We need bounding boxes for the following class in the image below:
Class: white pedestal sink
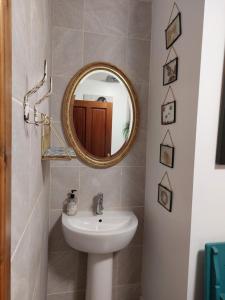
[62,211,138,300]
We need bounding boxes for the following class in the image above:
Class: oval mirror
[62,62,139,168]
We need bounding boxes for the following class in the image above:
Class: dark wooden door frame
[0,1,11,300]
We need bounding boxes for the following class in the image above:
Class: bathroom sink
[62,211,138,254]
[62,211,138,300]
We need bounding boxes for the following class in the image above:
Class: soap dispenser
[66,189,78,216]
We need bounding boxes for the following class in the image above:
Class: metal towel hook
[34,77,53,125]
[23,60,47,123]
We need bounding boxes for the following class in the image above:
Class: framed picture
[158,183,173,212]
[160,144,174,168]
[163,57,178,86]
[161,101,176,125]
[216,68,225,164]
[165,12,182,49]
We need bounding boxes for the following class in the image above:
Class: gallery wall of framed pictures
[158,2,182,213]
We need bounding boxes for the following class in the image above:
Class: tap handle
[98,193,103,202]
[100,193,104,209]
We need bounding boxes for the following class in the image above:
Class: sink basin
[62,210,138,300]
[62,211,138,254]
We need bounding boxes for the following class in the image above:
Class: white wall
[142,0,205,299]
[76,78,131,154]
[187,1,225,299]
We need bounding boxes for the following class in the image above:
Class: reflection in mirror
[73,70,133,158]
[62,63,139,168]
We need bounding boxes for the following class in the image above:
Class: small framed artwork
[216,62,225,164]
[161,101,176,125]
[160,144,174,168]
[163,57,178,86]
[158,183,173,212]
[165,12,182,49]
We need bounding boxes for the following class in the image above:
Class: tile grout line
[52,24,152,42]
[120,167,123,208]
[82,0,85,66]
[11,187,44,262]
[48,165,52,231]
[48,244,143,256]
[31,238,47,300]
[47,282,142,297]
[47,289,86,296]
[50,164,146,168]
[12,97,23,105]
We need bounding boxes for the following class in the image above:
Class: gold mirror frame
[62,62,139,168]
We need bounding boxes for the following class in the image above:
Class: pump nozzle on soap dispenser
[66,189,78,216]
[70,190,76,198]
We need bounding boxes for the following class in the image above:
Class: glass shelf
[41,120,76,161]
[42,146,76,160]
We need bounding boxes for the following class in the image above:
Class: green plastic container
[205,243,225,300]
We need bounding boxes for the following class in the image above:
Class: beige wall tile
[12,0,30,100]
[112,288,117,300]
[48,251,87,294]
[84,0,129,36]
[50,167,79,209]
[113,252,119,286]
[119,128,147,166]
[30,0,51,86]
[53,0,84,30]
[49,210,71,252]
[117,246,142,285]
[84,32,126,68]
[47,291,85,300]
[116,284,141,300]
[50,159,82,168]
[29,125,45,207]
[50,75,71,122]
[11,192,48,300]
[50,121,68,148]
[32,235,49,300]
[129,0,151,40]
[79,167,121,210]
[11,100,31,254]
[126,39,150,83]
[134,83,149,130]
[52,27,83,77]
[121,167,145,206]
[129,207,144,246]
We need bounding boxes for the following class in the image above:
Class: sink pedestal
[86,253,113,300]
[62,211,138,300]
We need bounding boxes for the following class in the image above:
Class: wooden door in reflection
[73,100,113,157]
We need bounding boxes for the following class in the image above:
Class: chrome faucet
[95,193,104,215]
